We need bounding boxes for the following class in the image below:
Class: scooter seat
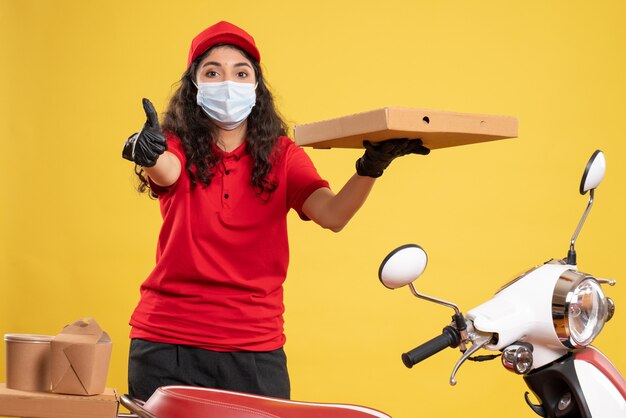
[138,385,391,418]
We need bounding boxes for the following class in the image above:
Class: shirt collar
[211,141,247,160]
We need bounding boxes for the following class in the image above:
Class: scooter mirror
[580,150,606,195]
[378,244,428,289]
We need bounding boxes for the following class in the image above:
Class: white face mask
[195,80,257,130]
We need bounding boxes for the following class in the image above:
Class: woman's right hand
[122,98,167,167]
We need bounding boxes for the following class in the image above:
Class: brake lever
[449,335,491,386]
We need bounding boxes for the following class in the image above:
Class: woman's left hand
[355,138,430,178]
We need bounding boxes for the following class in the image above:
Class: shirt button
[225,170,230,175]
[224,194,229,199]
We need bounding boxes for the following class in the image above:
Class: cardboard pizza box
[294,107,518,149]
[0,383,118,418]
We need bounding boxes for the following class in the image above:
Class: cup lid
[4,334,54,343]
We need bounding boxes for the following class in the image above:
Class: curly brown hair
[136,44,289,198]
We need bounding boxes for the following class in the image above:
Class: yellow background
[1,1,625,417]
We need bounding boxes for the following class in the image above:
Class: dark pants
[128,339,290,401]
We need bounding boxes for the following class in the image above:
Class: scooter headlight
[553,270,609,348]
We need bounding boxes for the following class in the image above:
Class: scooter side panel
[574,359,626,417]
[575,346,626,399]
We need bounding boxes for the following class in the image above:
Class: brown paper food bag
[50,318,112,395]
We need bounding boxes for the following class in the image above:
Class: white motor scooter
[378,150,625,417]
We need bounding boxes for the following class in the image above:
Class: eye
[205,70,219,78]
[236,71,249,78]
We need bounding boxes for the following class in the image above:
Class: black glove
[122,98,167,167]
[356,138,430,178]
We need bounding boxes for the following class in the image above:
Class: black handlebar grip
[401,326,461,368]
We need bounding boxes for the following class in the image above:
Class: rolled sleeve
[284,141,330,220]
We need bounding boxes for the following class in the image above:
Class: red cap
[187,21,260,68]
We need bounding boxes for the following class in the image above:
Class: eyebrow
[201,61,253,69]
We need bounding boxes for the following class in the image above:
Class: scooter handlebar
[402,326,461,368]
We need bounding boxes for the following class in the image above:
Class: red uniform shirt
[130,134,329,351]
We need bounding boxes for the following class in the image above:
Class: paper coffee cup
[5,334,54,392]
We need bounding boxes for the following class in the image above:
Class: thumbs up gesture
[122,98,167,167]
